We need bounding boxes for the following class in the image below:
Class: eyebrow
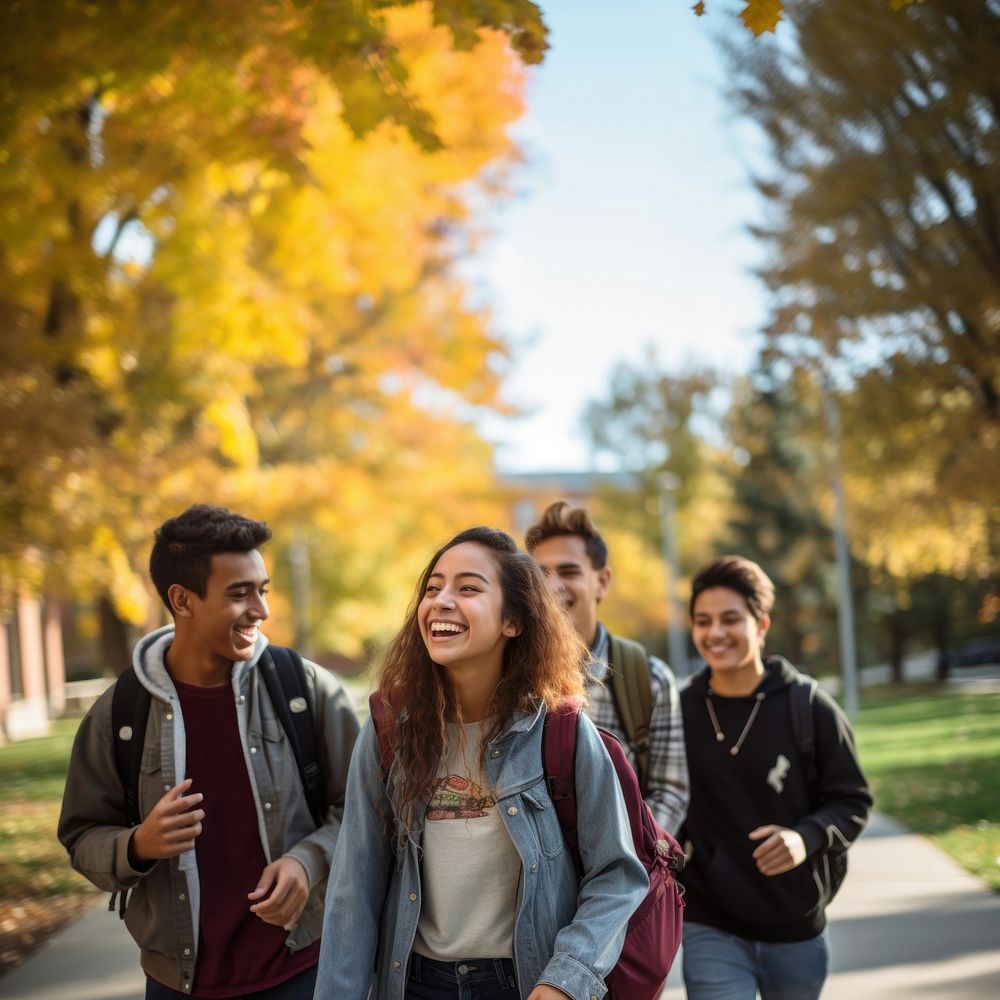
[224,578,270,592]
[427,571,491,584]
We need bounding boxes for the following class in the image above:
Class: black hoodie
[679,656,872,942]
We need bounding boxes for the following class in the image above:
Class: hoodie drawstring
[706,690,766,757]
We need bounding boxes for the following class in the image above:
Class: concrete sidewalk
[2,812,998,999]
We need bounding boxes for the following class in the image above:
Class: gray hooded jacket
[58,625,360,993]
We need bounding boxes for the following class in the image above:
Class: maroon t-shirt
[173,677,319,997]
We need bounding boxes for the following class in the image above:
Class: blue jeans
[145,964,317,1000]
[405,954,519,1000]
[682,921,828,1000]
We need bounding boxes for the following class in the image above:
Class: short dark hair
[149,504,271,612]
[524,500,608,570]
[689,555,775,622]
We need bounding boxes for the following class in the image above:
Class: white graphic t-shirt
[412,720,521,960]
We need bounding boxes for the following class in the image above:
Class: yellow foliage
[741,0,784,36]
[1,0,531,662]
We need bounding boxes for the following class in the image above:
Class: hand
[130,779,205,863]
[749,824,807,876]
[526,987,572,1000]
[248,856,309,930]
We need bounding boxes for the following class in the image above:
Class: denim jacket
[314,702,648,1000]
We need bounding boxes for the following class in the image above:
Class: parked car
[946,637,1000,668]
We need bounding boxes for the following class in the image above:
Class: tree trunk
[933,612,951,683]
[98,596,132,677]
[888,616,906,684]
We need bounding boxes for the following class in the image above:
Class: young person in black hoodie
[678,556,872,1000]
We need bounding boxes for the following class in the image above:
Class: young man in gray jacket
[58,504,360,1000]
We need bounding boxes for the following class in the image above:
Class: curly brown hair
[377,526,588,833]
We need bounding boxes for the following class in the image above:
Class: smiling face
[528,534,610,647]
[171,549,270,671]
[690,585,770,694]
[418,541,517,686]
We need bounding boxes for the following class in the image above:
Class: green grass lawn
[853,687,1000,890]
[0,718,100,975]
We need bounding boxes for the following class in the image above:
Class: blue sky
[470,0,770,472]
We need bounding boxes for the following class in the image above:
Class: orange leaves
[692,0,921,35]
[740,0,784,36]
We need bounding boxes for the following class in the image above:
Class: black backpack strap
[111,666,151,828]
[789,670,819,789]
[607,634,653,794]
[110,666,151,919]
[260,647,326,828]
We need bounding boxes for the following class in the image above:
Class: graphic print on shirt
[426,774,495,820]
[767,754,791,794]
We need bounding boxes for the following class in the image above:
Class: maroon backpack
[368,693,684,998]
[543,699,685,1000]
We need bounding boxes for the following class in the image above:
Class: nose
[431,585,456,609]
[251,590,270,622]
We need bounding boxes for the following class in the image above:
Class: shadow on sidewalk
[828,890,1000,974]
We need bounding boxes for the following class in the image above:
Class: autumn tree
[725,0,1000,586]
[582,356,732,656]
[0,1,543,664]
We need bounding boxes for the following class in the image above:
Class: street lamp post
[822,383,860,718]
[657,473,689,676]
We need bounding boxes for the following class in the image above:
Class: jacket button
[530,863,537,873]
[409,893,417,901]
[250,747,257,754]
[507,806,518,816]
[183,948,190,956]
[178,893,185,901]
[165,713,173,721]
[264,802,272,810]
[491,749,501,757]
[239,695,246,704]
[393,960,401,971]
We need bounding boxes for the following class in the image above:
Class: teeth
[432,622,465,633]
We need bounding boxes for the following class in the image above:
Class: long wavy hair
[377,526,588,832]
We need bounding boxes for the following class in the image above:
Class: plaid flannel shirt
[586,623,690,836]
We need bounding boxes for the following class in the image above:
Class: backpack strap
[368,691,395,782]
[109,666,151,919]
[788,670,819,789]
[259,646,326,828]
[607,634,653,794]
[111,666,152,829]
[541,699,584,875]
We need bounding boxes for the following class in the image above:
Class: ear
[168,583,194,619]
[595,565,612,602]
[502,620,523,638]
[757,613,771,642]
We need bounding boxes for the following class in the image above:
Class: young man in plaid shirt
[525,500,689,835]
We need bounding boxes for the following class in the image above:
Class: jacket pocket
[522,784,565,860]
